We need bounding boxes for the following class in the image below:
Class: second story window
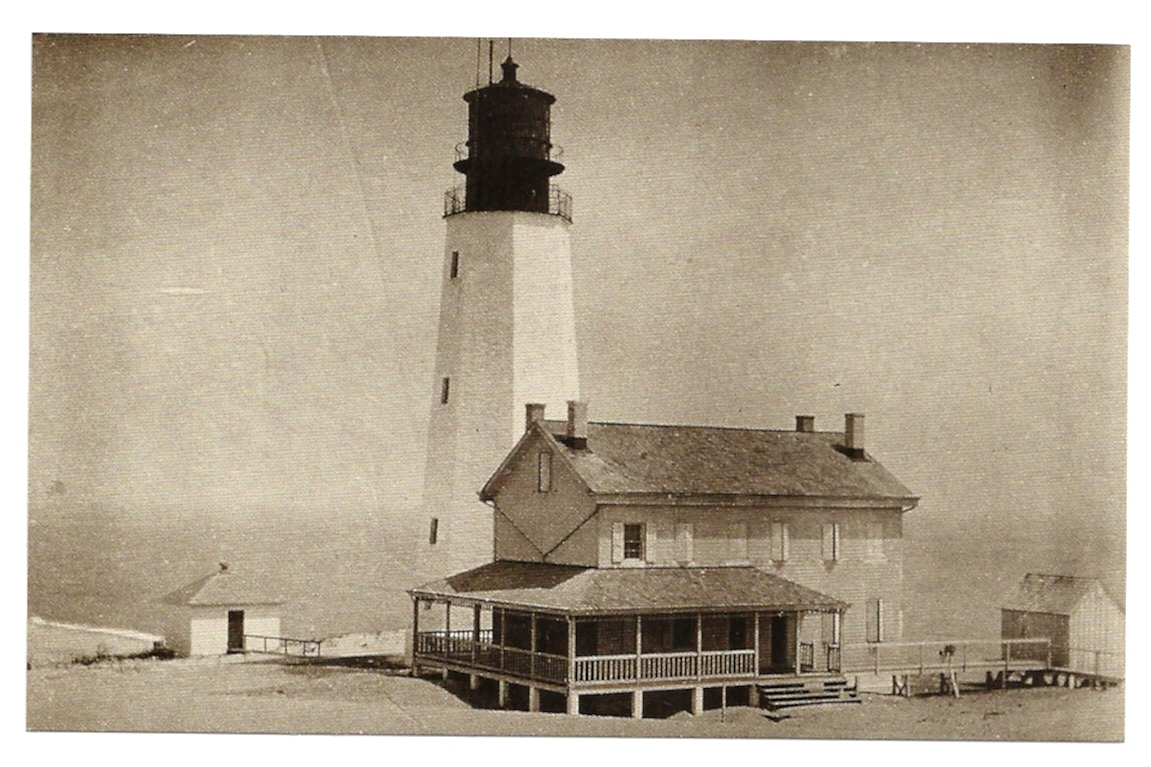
[822,523,840,562]
[771,521,789,562]
[623,524,644,560]
[537,452,552,492]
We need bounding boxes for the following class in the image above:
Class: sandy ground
[26,655,1123,741]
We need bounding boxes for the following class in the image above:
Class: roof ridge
[547,418,843,435]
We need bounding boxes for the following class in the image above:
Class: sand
[26,655,1123,741]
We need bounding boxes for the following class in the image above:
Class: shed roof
[162,568,285,607]
[410,560,847,615]
[1002,573,1119,616]
[482,420,916,503]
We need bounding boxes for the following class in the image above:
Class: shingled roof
[482,420,916,503]
[1003,574,1121,616]
[162,567,284,607]
[411,560,847,615]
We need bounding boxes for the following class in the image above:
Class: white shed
[1001,573,1125,679]
[163,564,284,656]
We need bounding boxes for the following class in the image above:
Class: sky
[29,36,1128,587]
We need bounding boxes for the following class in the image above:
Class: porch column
[472,604,481,666]
[498,679,508,707]
[567,616,576,686]
[567,691,580,715]
[631,690,643,719]
[635,615,643,682]
[794,611,801,676]
[695,612,703,680]
[442,601,451,680]
[752,611,760,678]
[528,686,540,712]
[691,686,704,715]
[530,613,538,679]
[411,597,421,677]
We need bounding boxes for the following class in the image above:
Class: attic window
[538,452,552,492]
[440,377,450,404]
[450,250,460,279]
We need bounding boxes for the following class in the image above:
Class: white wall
[188,605,281,656]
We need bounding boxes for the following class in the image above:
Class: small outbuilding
[1001,573,1124,679]
[162,564,284,656]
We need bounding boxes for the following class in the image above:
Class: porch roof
[409,561,847,615]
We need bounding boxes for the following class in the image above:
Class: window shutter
[728,521,748,562]
[645,524,657,564]
[611,522,624,564]
[771,522,789,561]
[822,523,839,561]
[675,522,694,564]
[866,598,882,643]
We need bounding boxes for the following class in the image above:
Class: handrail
[243,634,322,657]
[443,183,572,222]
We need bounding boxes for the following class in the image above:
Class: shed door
[227,610,245,653]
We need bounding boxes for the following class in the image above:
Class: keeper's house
[410,403,917,717]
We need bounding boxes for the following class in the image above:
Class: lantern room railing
[443,184,572,222]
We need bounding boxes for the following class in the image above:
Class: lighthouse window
[450,251,459,279]
[429,517,439,545]
[440,377,451,404]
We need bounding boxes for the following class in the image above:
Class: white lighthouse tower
[420,56,579,575]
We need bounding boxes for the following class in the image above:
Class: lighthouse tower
[420,56,579,575]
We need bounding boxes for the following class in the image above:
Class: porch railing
[575,650,755,684]
[243,634,322,658]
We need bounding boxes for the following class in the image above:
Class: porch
[412,602,845,690]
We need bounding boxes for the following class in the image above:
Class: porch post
[631,690,643,719]
[695,612,703,680]
[752,611,760,678]
[530,612,538,680]
[567,615,576,686]
[472,604,481,666]
[498,679,508,707]
[567,691,580,715]
[528,686,540,713]
[635,614,643,682]
[692,685,703,715]
[794,611,802,676]
[411,597,421,677]
[442,601,451,680]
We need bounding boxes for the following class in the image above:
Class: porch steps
[757,677,860,710]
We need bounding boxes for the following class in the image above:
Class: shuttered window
[675,522,694,564]
[770,522,789,562]
[611,522,647,563]
[866,598,884,643]
[728,521,748,562]
[822,523,840,562]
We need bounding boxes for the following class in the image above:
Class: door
[227,609,245,653]
[770,615,790,671]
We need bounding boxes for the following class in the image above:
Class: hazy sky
[30,37,1127,582]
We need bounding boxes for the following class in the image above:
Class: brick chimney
[844,413,865,458]
[795,415,815,433]
[525,403,546,434]
[566,400,588,449]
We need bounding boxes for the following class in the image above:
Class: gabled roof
[162,568,284,607]
[410,560,847,615]
[1002,573,1120,616]
[481,419,916,504]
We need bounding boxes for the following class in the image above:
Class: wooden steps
[758,677,860,710]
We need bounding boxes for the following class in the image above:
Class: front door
[227,609,245,653]
[770,614,790,671]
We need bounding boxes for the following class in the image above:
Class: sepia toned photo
[27,33,1127,742]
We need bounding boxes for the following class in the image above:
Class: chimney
[795,415,815,433]
[844,413,865,458]
[525,403,546,434]
[566,400,588,449]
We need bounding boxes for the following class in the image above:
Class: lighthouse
[420,56,580,575]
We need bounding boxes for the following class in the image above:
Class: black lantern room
[452,57,566,215]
